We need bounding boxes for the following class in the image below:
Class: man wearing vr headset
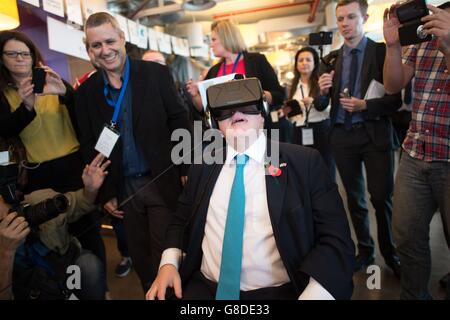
[146,78,355,300]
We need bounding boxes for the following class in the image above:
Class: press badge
[95,125,120,158]
[302,128,314,146]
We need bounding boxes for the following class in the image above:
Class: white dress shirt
[290,81,330,126]
[160,133,334,300]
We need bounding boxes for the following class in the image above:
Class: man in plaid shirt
[383,2,450,299]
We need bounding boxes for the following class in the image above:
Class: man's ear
[362,14,369,24]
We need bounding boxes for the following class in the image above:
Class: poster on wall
[43,0,65,17]
[127,20,139,46]
[82,0,108,19]
[111,13,130,42]
[171,36,189,57]
[65,0,83,26]
[47,16,89,61]
[21,0,40,7]
[148,28,159,51]
[137,24,148,49]
[157,32,172,54]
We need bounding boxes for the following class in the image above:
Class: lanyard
[103,56,130,128]
[222,52,242,75]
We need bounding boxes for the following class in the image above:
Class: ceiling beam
[307,0,320,23]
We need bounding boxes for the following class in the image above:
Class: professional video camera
[0,163,68,227]
[396,0,432,46]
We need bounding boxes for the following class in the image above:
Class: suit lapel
[333,47,344,103]
[360,39,374,96]
[265,143,287,227]
[130,60,145,131]
[94,73,114,123]
[243,52,254,77]
[195,147,226,227]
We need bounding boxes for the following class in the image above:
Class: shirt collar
[225,131,266,165]
[343,36,368,56]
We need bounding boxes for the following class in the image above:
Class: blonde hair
[211,20,247,54]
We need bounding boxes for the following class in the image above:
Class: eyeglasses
[210,105,262,121]
[2,51,32,59]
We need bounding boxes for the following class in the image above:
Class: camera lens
[416,25,427,39]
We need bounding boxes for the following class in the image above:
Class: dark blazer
[314,38,402,150]
[206,52,285,106]
[74,59,192,208]
[165,141,355,299]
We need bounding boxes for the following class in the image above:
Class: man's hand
[104,197,124,219]
[339,95,367,112]
[180,176,188,187]
[82,153,111,202]
[40,64,67,96]
[263,90,273,105]
[422,5,450,55]
[0,212,30,254]
[383,4,401,48]
[185,79,199,98]
[318,71,335,95]
[145,264,182,300]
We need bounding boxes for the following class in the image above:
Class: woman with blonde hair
[186,19,285,113]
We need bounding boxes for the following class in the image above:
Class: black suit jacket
[165,141,355,299]
[74,59,192,208]
[206,52,285,106]
[314,38,402,150]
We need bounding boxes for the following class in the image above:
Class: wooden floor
[103,161,449,300]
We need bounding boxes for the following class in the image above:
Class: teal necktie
[215,154,249,300]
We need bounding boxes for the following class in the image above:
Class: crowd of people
[0,0,448,300]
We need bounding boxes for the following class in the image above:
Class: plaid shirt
[402,39,449,162]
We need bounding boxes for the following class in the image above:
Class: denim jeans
[393,153,450,300]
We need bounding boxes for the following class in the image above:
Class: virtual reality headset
[206,78,267,121]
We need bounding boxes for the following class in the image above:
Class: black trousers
[330,124,396,260]
[181,271,297,300]
[292,119,336,180]
[122,175,172,292]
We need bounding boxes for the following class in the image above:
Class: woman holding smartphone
[283,47,335,178]
[0,30,82,193]
[0,31,108,295]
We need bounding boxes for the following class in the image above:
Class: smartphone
[285,99,302,118]
[32,67,46,94]
[342,88,351,98]
[309,31,333,46]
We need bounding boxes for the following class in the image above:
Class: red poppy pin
[265,162,286,177]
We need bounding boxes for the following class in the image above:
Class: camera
[396,0,432,46]
[308,32,333,46]
[284,99,302,118]
[0,163,68,227]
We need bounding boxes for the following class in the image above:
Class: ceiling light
[0,0,20,31]
[183,0,216,11]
